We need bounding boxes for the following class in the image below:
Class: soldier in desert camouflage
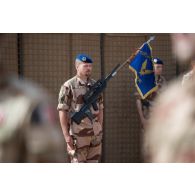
[145,78,195,162]
[153,57,167,93]
[135,57,167,130]
[58,54,104,163]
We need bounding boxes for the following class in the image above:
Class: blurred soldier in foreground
[145,33,195,162]
[58,54,104,163]
[0,70,65,162]
[145,78,195,162]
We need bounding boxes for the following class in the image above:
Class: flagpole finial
[147,36,155,43]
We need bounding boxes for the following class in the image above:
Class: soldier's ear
[75,61,81,70]
[75,63,79,70]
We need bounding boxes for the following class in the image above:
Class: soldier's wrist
[65,135,72,143]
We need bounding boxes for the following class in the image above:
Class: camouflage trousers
[68,133,102,163]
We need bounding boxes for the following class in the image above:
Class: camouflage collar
[76,76,93,87]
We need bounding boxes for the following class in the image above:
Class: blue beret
[76,54,93,63]
[153,57,164,65]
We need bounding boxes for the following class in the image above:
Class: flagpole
[111,36,155,77]
[147,36,155,44]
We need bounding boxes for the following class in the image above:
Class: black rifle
[71,63,125,124]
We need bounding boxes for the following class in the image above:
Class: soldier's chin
[85,73,91,77]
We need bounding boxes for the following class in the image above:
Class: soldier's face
[154,64,163,75]
[77,63,92,77]
[172,33,195,63]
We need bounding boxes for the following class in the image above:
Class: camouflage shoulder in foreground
[0,76,65,162]
[182,70,194,86]
[145,78,195,162]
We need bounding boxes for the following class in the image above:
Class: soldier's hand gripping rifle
[71,36,155,124]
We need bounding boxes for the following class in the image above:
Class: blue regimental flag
[129,42,158,99]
